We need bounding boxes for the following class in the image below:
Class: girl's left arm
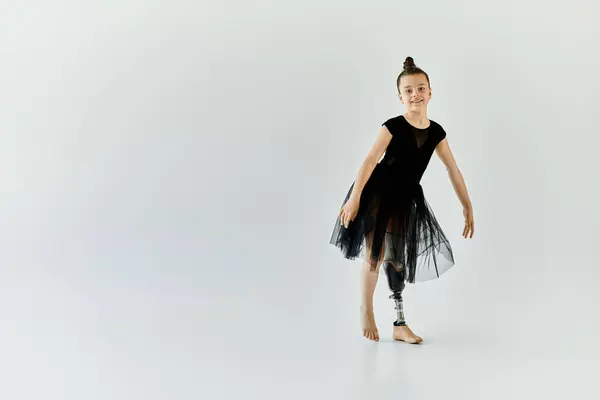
[435,138,474,239]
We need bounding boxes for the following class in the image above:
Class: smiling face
[397,73,431,112]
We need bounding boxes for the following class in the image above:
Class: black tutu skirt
[330,163,455,283]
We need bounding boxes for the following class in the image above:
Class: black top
[380,114,447,183]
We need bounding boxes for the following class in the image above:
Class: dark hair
[396,57,430,93]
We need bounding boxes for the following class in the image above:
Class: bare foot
[392,324,423,344]
[360,306,379,342]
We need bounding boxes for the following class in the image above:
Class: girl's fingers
[463,220,473,238]
[339,207,357,228]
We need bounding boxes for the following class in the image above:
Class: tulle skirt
[329,163,455,283]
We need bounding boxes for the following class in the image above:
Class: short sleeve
[433,121,446,141]
[439,126,447,141]
[381,118,396,135]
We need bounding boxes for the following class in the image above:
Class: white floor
[2,249,599,400]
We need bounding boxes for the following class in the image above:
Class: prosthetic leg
[384,261,406,326]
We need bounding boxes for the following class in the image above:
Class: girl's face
[398,74,431,111]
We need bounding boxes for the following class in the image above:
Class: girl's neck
[404,111,429,128]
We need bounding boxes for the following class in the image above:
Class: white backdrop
[1,1,599,399]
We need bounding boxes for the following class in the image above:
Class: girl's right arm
[348,125,393,201]
[340,125,392,228]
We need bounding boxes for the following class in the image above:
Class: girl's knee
[365,257,382,273]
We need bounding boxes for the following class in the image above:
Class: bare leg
[360,232,383,342]
[360,260,380,341]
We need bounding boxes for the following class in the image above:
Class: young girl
[330,57,474,343]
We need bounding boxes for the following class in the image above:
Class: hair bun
[403,56,416,70]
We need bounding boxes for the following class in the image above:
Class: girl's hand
[463,206,474,239]
[339,197,360,228]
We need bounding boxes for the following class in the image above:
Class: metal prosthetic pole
[384,261,407,327]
